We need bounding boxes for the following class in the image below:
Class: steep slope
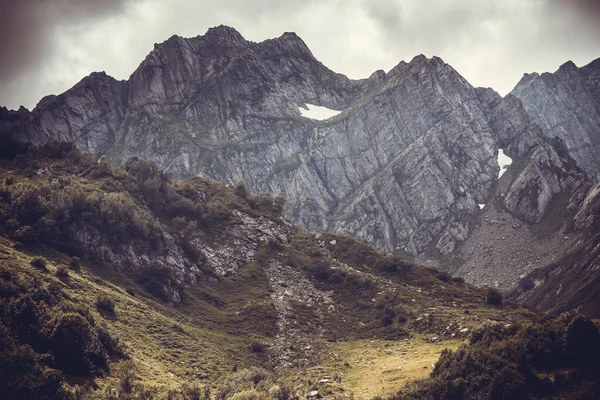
[0,140,537,399]
[508,182,600,317]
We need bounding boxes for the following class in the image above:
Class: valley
[0,25,599,399]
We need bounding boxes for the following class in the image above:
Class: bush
[182,382,209,400]
[136,264,179,302]
[267,239,284,251]
[566,316,600,368]
[55,266,69,279]
[381,315,394,326]
[30,256,47,270]
[487,288,503,305]
[49,313,107,376]
[327,272,345,284]
[15,226,38,243]
[250,341,266,353]
[96,295,116,316]
[215,368,270,400]
[235,181,249,199]
[452,276,465,284]
[489,367,529,400]
[438,271,451,282]
[117,360,137,394]
[69,256,81,271]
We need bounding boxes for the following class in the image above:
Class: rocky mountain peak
[558,59,578,72]
[510,56,600,179]
[1,29,599,297]
[204,24,247,43]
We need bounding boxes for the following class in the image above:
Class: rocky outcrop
[1,26,599,291]
[511,59,600,179]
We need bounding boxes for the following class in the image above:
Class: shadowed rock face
[1,25,598,290]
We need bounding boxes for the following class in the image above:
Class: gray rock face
[1,26,598,291]
[0,72,128,155]
[511,59,600,179]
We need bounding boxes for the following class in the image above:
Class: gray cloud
[0,0,132,88]
[0,0,599,110]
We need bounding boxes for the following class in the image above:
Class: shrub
[4,176,14,185]
[397,314,408,324]
[327,272,345,284]
[488,367,529,400]
[136,264,178,302]
[270,384,293,400]
[117,360,137,394]
[250,341,266,353]
[0,325,66,400]
[267,239,284,251]
[438,271,451,282]
[487,288,503,305]
[97,325,126,358]
[15,226,38,243]
[49,313,107,376]
[381,315,394,326]
[96,295,116,316]
[69,256,81,271]
[452,276,465,284]
[566,316,600,368]
[376,256,413,273]
[30,256,47,271]
[235,181,249,199]
[215,368,270,400]
[55,266,69,279]
[310,261,332,282]
[182,382,209,400]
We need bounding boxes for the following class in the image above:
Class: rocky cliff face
[1,25,598,291]
[511,59,600,180]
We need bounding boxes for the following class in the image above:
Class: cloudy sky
[1,0,599,110]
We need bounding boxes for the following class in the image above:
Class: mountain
[1,26,599,296]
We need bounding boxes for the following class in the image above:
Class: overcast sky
[1,0,599,110]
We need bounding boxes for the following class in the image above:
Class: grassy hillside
[1,137,595,399]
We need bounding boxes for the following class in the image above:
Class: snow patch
[497,149,513,178]
[478,204,485,209]
[299,103,341,120]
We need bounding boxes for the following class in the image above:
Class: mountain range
[1,25,600,399]
[1,24,600,313]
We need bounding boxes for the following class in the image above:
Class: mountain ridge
[1,26,599,298]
